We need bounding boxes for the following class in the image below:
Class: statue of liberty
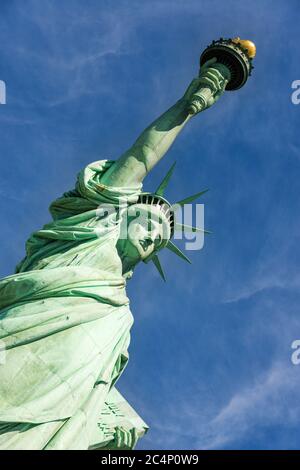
[0,38,255,450]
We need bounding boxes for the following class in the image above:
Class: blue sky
[1,0,300,450]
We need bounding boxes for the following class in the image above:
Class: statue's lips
[139,239,152,251]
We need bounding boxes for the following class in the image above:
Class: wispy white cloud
[1,2,136,107]
[137,360,300,449]
[223,274,300,304]
[196,361,300,449]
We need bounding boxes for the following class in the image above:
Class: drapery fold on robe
[0,160,148,449]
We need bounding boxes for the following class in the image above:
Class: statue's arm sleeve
[100,62,228,188]
[101,97,191,188]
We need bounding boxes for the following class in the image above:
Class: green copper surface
[0,42,254,449]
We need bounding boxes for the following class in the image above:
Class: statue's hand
[113,426,138,449]
[182,58,228,114]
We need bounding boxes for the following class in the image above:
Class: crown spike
[174,189,209,207]
[166,240,191,264]
[174,223,212,235]
[155,162,176,197]
[152,254,166,281]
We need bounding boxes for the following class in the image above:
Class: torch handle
[188,87,215,115]
[188,62,231,115]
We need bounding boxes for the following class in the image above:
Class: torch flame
[232,37,256,58]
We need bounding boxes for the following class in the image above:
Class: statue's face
[128,217,164,260]
[121,204,171,262]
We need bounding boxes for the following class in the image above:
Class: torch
[188,37,256,115]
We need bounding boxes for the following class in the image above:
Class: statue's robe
[0,160,148,449]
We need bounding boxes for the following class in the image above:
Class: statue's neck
[116,238,140,280]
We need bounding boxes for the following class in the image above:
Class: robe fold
[0,160,148,449]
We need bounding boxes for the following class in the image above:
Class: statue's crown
[135,162,210,281]
[136,192,175,236]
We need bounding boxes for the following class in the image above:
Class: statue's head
[117,163,208,280]
[117,194,174,275]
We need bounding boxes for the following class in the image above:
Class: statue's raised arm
[101,59,227,188]
[101,37,256,188]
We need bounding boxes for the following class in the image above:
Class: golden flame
[232,37,256,58]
